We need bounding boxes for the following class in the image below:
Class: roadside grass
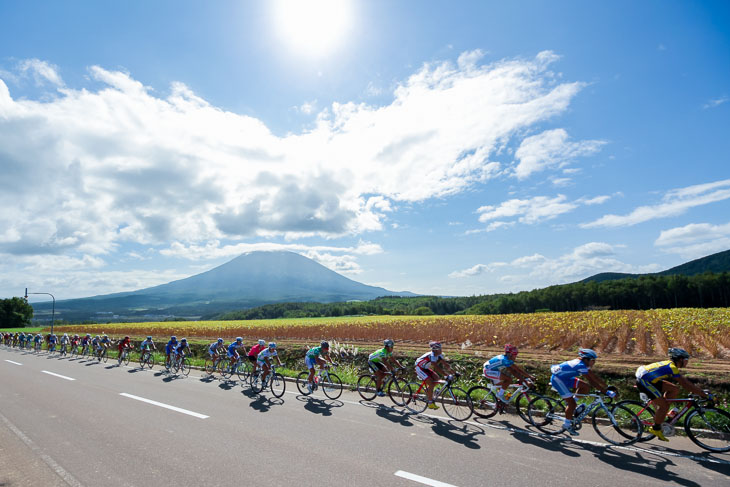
[0,327,45,333]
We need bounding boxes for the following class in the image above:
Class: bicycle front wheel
[468,386,498,419]
[220,363,233,379]
[387,377,410,407]
[322,373,343,400]
[528,396,566,434]
[357,375,377,401]
[180,359,190,376]
[593,404,642,445]
[442,387,473,422]
[237,361,253,383]
[404,382,429,415]
[145,353,156,369]
[270,373,286,398]
[123,352,130,366]
[684,407,730,452]
[102,349,108,363]
[296,371,312,395]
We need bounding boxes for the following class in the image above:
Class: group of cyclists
[2,330,718,445]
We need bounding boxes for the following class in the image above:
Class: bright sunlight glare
[272,0,353,58]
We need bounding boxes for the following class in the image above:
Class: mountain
[31,251,416,322]
[580,249,730,284]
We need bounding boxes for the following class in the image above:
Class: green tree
[0,297,34,328]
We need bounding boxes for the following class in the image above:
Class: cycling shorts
[483,367,503,384]
[636,378,662,400]
[368,360,386,373]
[550,374,580,399]
[247,355,257,363]
[305,356,318,369]
[415,366,438,382]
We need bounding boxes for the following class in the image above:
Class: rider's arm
[584,370,608,392]
[508,364,535,382]
[676,376,709,398]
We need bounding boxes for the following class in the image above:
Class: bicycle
[69,343,80,358]
[468,379,546,424]
[139,349,156,369]
[96,347,109,363]
[527,390,642,446]
[34,341,42,353]
[404,373,473,421]
[167,353,190,376]
[357,367,410,407]
[204,353,227,376]
[117,347,133,366]
[220,357,251,382]
[58,343,68,357]
[616,392,730,452]
[296,364,343,400]
[80,344,91,359]
[250,364,286,398]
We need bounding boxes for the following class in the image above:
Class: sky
[1,0,729,302]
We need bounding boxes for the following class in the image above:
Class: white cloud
[582,179,730,228]
[513,128,605,180]
[655,222,730,259]
[0,51,584,262]
[297,100,317,114]
[476,194,577,226]
[703,95,728,109]
[18,59,64,87]
[450,243,660,286]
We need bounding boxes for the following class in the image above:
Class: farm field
[48,308,730,380]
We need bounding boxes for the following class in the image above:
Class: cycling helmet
[320,340,329,349]
[181,338,187,342]
[268,342,277,349]
[578,348,597,360]
[258,339,266,346]
[147,336,152,340]
[86,333,91,337]
[124,336,129,339]
[384,338,394,347]
[236,337,243,343]
[217,338,224,343]
[102,334,107,338]
[63,333,68,337]
[504,344,518,356]
[171,335,176,340]
[429,341,442,350]
[668,347,690,360]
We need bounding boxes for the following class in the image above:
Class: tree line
[0,297,34,328]
[217,272,730,319]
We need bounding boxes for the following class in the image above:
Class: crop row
[51,308,730,358]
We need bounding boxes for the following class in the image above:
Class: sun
[272,0,353,58]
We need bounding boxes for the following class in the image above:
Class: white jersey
[257,349,278,362]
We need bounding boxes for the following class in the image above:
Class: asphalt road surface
[1,347,728,487]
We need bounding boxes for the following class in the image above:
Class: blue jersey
[209,342,221,352]
[550,358,590,381]
[228,342,242,354]
[175,343,188,353]
[484,354,514,372]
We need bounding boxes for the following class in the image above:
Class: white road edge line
[395,470,458,487]
[5,359,22,365]
[41,370,76,381]
[0,410,85,487]
[119,393,209,419]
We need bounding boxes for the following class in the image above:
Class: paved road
[1,348,728,487]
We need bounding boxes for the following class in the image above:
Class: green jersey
[306,346,325,358]
[368,347,392,363]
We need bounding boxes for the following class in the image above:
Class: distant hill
[31,251,416,322]
[580,249,730,284]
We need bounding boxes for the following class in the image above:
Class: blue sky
[1,0,729,301]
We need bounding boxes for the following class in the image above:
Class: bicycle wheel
[404,382,429,414]
[387,377,410,407]
[102,349,108,363]
[296,371,312,395]
[357,375,378,401]
[468,386,498,419]
[220,362,233,379]
[515,391,540,424]
[180,358,190,376]
[270,373,286,398]
[684,407,730,452]
[250,372,264,393]
[145,353,155,369]
[204,359,215,375]
[123,351,131,366]
[237,361,253,382]
[592,404,642,445]
[528,396,566,434]
[442,386,473,422]
[322,373,343,400]
[615,400,655,441]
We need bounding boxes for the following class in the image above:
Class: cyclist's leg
[653,381,677,425]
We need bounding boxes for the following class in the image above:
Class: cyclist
[34,333,43,351]
[165,336,178,367]
[305,341,336,393]
[550,348,612,436]
[247,339,267,375]
[368,339,403,397]
[48,333,58,352]
[174,338,190,365]
[70,334,80,353]
[117,336,133,364]
[415,341,456,410]
[139,336,156,359]
[59,333,70,354]
[227,337,246,369]
[81,334,92,355]
[207,338,224,364]
[257,342,283,387]
[636,347,713,442]
[91,335,102,358]
[17,332,25,349]
[99,334,112,359]
[483,344,536,403]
